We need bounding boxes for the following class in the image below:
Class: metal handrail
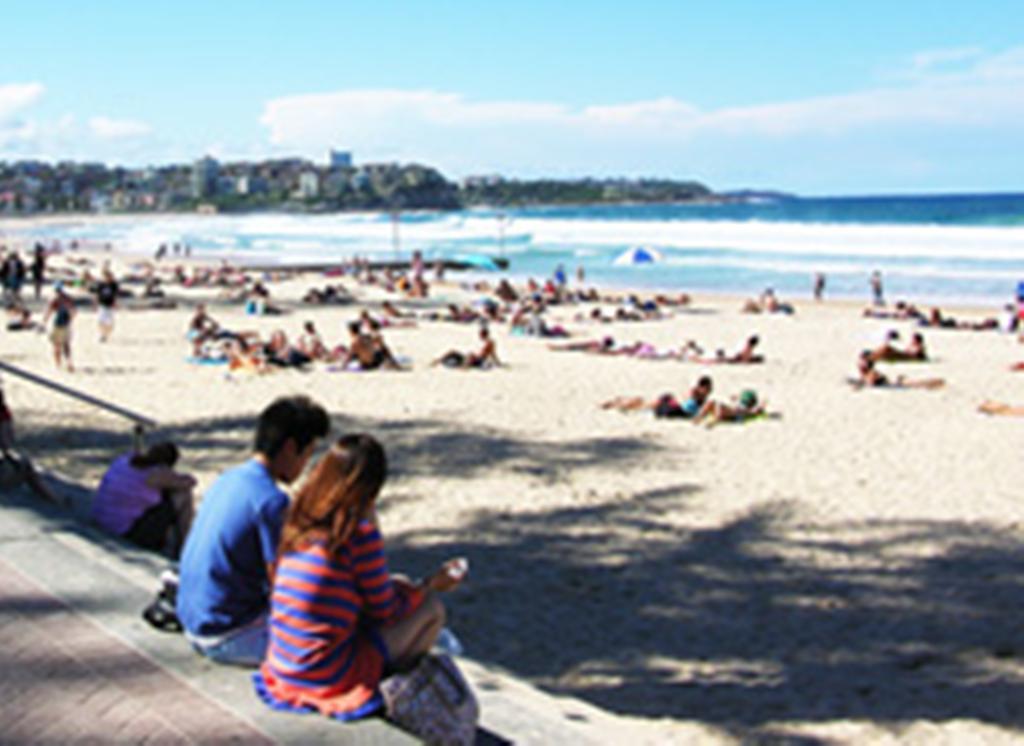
[0,359,157,449]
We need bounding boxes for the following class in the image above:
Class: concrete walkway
[0,480,671,744]
[0,557,271,744]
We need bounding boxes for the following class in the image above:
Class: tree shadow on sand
[16,409,1024,738]
[16,409,661,486]
[386,496,1024,739]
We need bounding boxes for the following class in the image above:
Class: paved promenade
[0,557,270,744]
[0,482,667,744]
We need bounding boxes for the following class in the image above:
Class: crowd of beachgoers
[2,234,1024,741]
[4,241,1023,418]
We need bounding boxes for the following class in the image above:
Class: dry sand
[2,243,1023,743]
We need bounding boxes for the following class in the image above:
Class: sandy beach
[3,240,1023,743]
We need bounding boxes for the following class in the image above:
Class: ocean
[12,193,1024,306]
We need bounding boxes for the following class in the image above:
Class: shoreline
[2,211,1021,315]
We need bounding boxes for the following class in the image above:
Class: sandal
[142,592,182,633]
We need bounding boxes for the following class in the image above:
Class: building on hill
[329,150,353,169]
[191,156,219,199]
[297,170,320,200]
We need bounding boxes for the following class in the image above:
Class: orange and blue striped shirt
[252,520,423,720]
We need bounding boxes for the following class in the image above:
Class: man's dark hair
[255,396,330,458]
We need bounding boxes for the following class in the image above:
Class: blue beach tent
[613,246,663,266]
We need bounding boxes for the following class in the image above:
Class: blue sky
[1,0,1023,194]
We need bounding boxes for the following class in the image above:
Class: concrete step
[0,482,678,744]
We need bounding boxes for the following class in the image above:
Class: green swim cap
[739,389,758,408]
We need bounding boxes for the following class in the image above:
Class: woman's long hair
[278,434,387,558]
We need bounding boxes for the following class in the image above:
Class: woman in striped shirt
[253,433,463,720]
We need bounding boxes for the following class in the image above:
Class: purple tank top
[92,454,163,535]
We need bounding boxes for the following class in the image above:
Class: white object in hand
[447,557,469,579]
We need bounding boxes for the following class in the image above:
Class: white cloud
[260,46,1024,175]
[88,116,152,140]
[0,83,46,148]
[0,82,44,123]
[907,47,984,77]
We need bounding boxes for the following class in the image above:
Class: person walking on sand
[1,250,25,307]
[94,268,119,342]
[813,272,825,301]
[870,270,884,307]
[43,282,76,372]
[31,245,46,300]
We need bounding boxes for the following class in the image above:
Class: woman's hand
[424,557,468,593]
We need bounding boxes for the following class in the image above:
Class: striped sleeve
[350,521,421,624]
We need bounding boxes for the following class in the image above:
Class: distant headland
[0,150,770,216]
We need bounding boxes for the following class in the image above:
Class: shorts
[188,612,270,667]
[98,306,115,326]
[654,394,689,419]
[124,496,177,553]
[440,351,465,368]
[49,326,70,347]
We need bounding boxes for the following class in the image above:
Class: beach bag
[379,652,478,746]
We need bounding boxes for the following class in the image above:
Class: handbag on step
[379,652,479,746]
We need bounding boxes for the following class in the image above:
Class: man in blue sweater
[177,395,330,666]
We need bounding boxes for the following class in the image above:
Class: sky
[1,0,1023,195]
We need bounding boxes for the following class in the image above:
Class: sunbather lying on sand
[360,308,416,330]
[227,339,269,374]
[6,306,40,332]
[549,337,616,353]
[693,389,768,426]
[303,284,353,305]
[683,335,765,364]
[743,288,794,315]
[851,351,944,389]
[868,331,928,362]
[978,400,1024,416]
[381,301,416,320]
[920,307,998,330]
[340,321,403,370]
[187,303,219,356]
[602,375,714,419]
[862,300,924,321]
[433,327,501,369]
[265,330,312,369]
[729,335,765,364]
[504,299,566,336]
[494,279,518,303]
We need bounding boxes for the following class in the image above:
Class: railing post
[132,424,146,453]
